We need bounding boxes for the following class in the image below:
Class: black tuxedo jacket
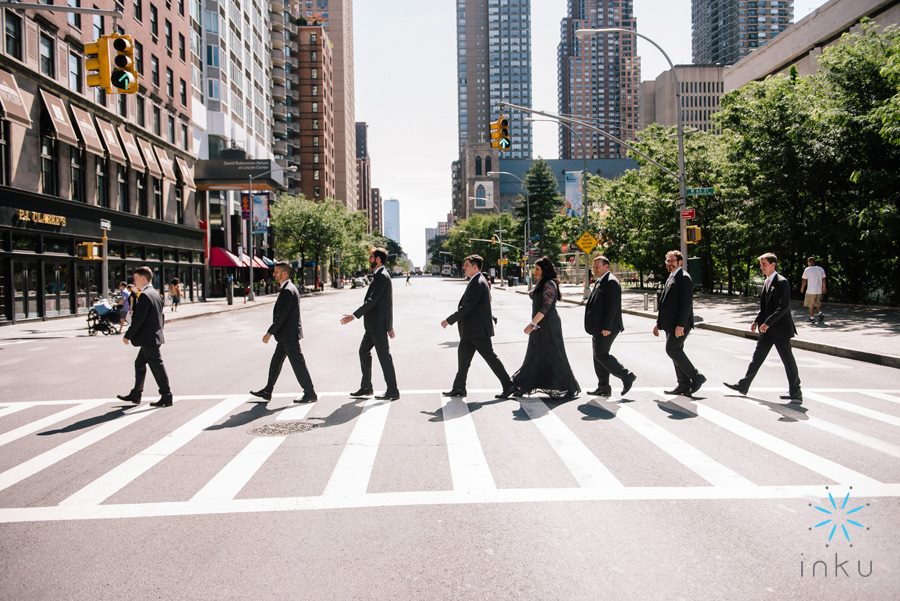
[353,267,393,333]
[125,286,165,347]
[446,272,494,339]
[268,280,304,342]
[656,269,694,333]
[584,272,624,336]
[757,273,797,339]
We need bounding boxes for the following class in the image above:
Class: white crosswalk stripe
[0,388,897,523]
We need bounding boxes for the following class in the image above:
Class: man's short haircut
[274,261,292,274]
[119,281,128,288]
[133,266,153,280]
[807,256,816,264]
[666,250,684,262]
[593,255,610,266]
[371,247,388,265]
[759,252,778,265]
[464,254,484,270]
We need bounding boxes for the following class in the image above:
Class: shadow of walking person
[206,401,286,431]
[38,405,151,436]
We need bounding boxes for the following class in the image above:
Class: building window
[94,86,106,107]
[68,0,81,28]
[175,182,184,223]
[313,136,319,147]
[135,41,143,74]
[313,153,319,164]
[149,4,158,37]
[5,11,23,60]
[0,120,9,186]
[179,79,187,106]
[485,155,492,173]
[40,113,58,196]
[134,0,143,21]
[311,51,316,61]
[152,106,161,135]
[97,159,109,207]
[92,13,104,39]
[206,45,219,67]
[314,186,320,197]
[311,85,317,96]
[311,68,317,79]
[136,95,145,127]
[153,178,162,219]
[207,79,219,99]
[181,124,189,151]
[313,170,319,180]
[68,50,83,93]
[118,92,127,117]
[164,19,172,50]
[151,56,159,86]
[39,33,55,77]
[117,165,129,211]
[312,119,318,130]
[177,0,184,16]
[310,33,316,43]
[137,173,147,215]
[178,33,185,61]
[70,148,85,202]
[312,102,318,113]
[167,116,175,143]
[166,68,173,97]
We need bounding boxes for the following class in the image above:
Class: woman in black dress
[511,257,580,399]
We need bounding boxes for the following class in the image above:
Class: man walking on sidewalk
[725,253,802,403]
[801,256,827,323]
[584,255,636,396]
[654,250,705,396]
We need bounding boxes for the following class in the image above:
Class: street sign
[681,208,695,219]
[686,187,715,197]
[498,258,509,266]
[576,231,599,255]
[99,219,111,230]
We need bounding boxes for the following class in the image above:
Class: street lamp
[488,170,533,291]
[247,163,297,301]
[575,27,689,266]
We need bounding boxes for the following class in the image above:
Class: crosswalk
[0,387,899,523]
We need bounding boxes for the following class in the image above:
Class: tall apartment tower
[383,198,400,245]
[558,0,640,159]
[355,122,373,232]
[692,0,793,66]
[300,0,357,210]
[370,187,382,235]
[456,0,533,159]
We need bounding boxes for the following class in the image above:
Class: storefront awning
[0,69,32,127]
[117,125,145,171]
[69,106,105,157]
[153,145,177,180]
[174,156,195,188]
[39,89,78,146]
[252,256,269,269]
[96,118,127,164]
[208,247,242,267]
[261,256,275,267]
[137,138,163,179]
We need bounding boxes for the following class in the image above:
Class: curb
[513,289,900,369]
[164,288,343,324]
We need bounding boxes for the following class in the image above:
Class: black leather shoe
[116,393,141,404]
[250,389,272,401]
[664,386,691,396]
[587,387,613,397]
[724,382,749,396]
[375,391,400,401]
[350,388,374,397]
[780,393,803,403]
[494,385,516,400]
[690,374,707,395]
[294,393,318,403]
[443,389,467,397]
[150,395,173,408]
[621,372,637,396]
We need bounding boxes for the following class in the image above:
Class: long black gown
[511,279,581,397]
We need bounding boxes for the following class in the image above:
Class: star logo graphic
[809,486,869,547]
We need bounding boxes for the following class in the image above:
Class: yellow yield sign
[576,231,599,255]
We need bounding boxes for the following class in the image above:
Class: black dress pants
[739,333,801,394]
[359,329,398,392]
[452,336,512,392]
[665,330,699,387]
[133,344,171,396]
[265,339,315,394]
[592,332,629,388]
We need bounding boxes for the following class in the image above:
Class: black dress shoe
[494,385,516,400]
[350,388,374,397]
[442,389,467,397]
[116,393,141,404]
[375,391,400,401]
[294,393,318,403]
[621,372,637,396]
[780,393,803,403]
[664,386,691,396]
[250,389,272,401]
[150,395,173,408]
[690,374,707,395]
[724,382,749,396]
[587,387,613,397]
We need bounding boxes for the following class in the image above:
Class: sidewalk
[511,284,900,369]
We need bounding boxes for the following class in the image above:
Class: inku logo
[800,486,873,579]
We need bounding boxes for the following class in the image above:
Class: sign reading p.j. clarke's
[15,209,67,227]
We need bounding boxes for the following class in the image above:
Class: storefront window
[14,235,37,252]
[107,244,123,258]
[126,245,143,259]
[43,237,69,254]
[146,247,161,260]
[75,262,99,312]
[163,249,176,261]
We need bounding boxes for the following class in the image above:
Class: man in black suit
[251,261,317,404]
[117,266,172,407]
[726,253,802,402]
[584,255,636,396]
[341,247,399,400]
[654,250,706,396]
[440,254,515,399]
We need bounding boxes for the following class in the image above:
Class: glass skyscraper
[692,0,793,66]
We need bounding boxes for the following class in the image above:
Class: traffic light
[109,34,139,94]
[686,225,702,244]
[76,242,103,260]
[490,115,511,152]
[84,36,112,93]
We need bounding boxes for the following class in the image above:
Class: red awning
[252,256,269,269]
[208,247,242,267]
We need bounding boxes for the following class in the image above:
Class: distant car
[441,264,452,277]
[351,277,368,288]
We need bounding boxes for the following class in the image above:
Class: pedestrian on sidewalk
[726,253,802,403]
[117,281,131,334]
[251,261,317,404]
[654,250,705,396]
[801,256,827,323]
[341,247,400,401]
[406,273,412,286]
[117,266,173,407]
[508,257,580,400]
[584,255,636,397]
[169,278,182,312]
[441,254,515,400]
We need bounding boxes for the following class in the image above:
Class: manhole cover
[250,421,317,436]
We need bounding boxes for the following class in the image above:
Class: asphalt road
[1,276,898,600]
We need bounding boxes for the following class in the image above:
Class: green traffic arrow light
[111,69,135,91]
[499,138,511,149]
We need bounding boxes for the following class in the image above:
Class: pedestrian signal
[490,115,511,152]
[84,36,112,93]
[110,34,139,94]
[76,242,103,260]
[686,225,702,244]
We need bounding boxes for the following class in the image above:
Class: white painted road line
[0,401,107,449]
[276,403,316,421]
[190,436,286,503]
[860,391,900,406]
[322,397,392,497]
[60,395,250,506]
[520,400,622,488]
[440,396,496,492]
[694,402,882,487]
[805,392,900,428]
[0,404,32,420]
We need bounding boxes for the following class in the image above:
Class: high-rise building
[370,187,383,235]
[355,122,373,232]
[692,0,793,66]
[294,24,335,201]
[639,65,724,132]
[383,198,400,245]
[558,0,640,159]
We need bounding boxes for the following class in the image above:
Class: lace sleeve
[539,281,557,314]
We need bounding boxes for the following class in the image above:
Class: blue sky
[353,0,828,266]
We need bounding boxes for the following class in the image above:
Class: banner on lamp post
[563,171,583,217]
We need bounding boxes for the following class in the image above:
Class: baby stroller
[87,298,119,336]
